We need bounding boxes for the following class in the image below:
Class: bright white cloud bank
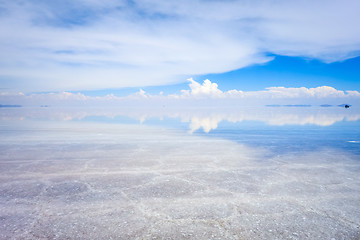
[1,79,359,106]
[181,79,360,99]
[0,0,360,91]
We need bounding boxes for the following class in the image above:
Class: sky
[0,0,360,102]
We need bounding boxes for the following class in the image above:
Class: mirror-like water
[1,106,360,239]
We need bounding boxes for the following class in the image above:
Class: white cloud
[181,78,223,98]
[135,89,148,98]
[263,86,347,98]
[1,79,359,109]
[174,79,360,100]
[0,0,359,91]
[346,91,360,97]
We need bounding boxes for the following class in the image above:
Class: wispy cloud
[0,0,359,91]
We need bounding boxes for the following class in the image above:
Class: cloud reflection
[1,106,359,133]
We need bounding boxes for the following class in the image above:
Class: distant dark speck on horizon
[338,104,351,108]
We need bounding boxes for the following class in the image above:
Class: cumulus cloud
[263,86,347,98]
[0,0,359,91]
[181,78,223,98]
[174,79,360,100]
[1,79,359,107]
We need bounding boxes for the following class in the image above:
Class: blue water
[1,106,360,156]
[196,120,360,155]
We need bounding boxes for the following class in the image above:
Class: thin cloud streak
[0,0,359,91]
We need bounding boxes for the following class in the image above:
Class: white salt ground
[0,121,359,239]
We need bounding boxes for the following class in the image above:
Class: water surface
[0,106,360,239]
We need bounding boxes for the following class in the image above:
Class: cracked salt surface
[0,120,360,239]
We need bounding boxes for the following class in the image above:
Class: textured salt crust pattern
[0,122,360,239]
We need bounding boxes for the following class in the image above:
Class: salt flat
[0,118,360,239]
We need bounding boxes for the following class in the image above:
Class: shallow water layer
[0,107,360,239]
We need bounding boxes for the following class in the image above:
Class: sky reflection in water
[2,105,360,155]
[0,106,360,239]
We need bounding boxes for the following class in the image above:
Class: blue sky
[77,54,360,97]
[0,0,360,98]
[201,55,360,92]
